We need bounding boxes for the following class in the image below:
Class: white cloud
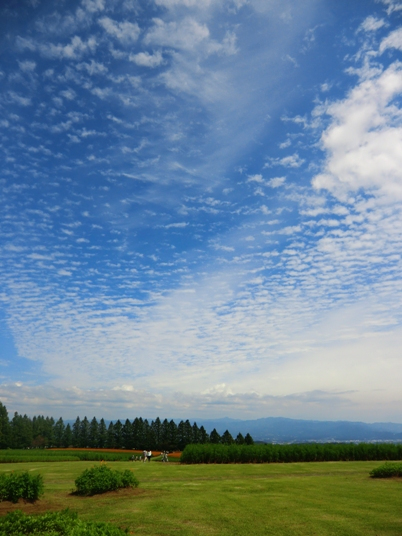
[129,50,164,67]
[154,0,213,8]
[247,174,263,183]
[8,91,31,106]
[76,60,108,75]
[312,59,402,199]
[165,222,188,228]
[98,17,140,44]
[39,36,98,59]
[60,89,76,100]
[268,176,286,188]
[82,0,105,13]
[145,17,209,51]
[378,0,402,15]
[379,27,402,52]
[266,154,304,168]
[358,16,386,33]
[18,60,36,72]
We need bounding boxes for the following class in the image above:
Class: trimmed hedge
[370,462,402,478]
[0,450,132,463]
[0,509,129,535]
[180,442,402,464]
[74,464,139,496]
[0,471,44,503]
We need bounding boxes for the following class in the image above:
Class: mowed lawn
[1,460,401,535]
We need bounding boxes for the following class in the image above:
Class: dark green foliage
[0,402,10,449]
[209,428,221,444]
[74,464,139,496]
[370,462,402,478]
[0,509,129,535]
[181,442,402,464]
[0,400,253,451]
[221,430,234,445]
[0,471,44,503]
[0,450,132,463]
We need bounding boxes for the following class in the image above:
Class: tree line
[0,402,253,451]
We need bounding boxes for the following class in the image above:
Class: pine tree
[210,428,221,444]
[235,432,245,445]
[114,420,123,449]
[62,423,72,447]
[221,430,234,445]
[244,433,254,445]
[80,416,90,448]
[199,425,209,444]
[98,418,107,448]
[89,417,99,448]
[106,421,115,448]
[122,419,133,449]
[72,417,81,447]
[53,418,65,447]
[0,402,10,449]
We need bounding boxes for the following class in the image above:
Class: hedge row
[180,442,402,464]
[0,509,129,535]
[0,450,132,463]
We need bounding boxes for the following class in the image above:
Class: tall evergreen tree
[53,418,65,448]
[72,417,81,448]
[80,416,90,448]
[199,425,209,444]
[142,419,150,449]
[132,418,143,449]
[114,420,123,449]
[62,423,72,447]
[89,417,99,448]
[244,433,254,445]
[11,412,32,448]
[160,419,170,451]
[122,419,133,450]
[0,402,10,449]
[168,420,178,451]
[221,430,234,445]
[98,418,107,448]
[106,421,115,448]
[192,422,200,444]
[151,417,162,450]
[235,432,245,445]
[210,428,221,444]
[45,417,55,446]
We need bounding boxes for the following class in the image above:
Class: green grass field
[1,460,401,535]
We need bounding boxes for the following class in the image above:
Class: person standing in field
[143,449,147,462]
[147,450,152,462]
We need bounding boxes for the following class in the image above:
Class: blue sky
[1,0,402,422]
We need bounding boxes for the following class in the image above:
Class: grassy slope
[0,461,401,535]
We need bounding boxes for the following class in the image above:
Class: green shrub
[370,462,402,478]
[0,509,129,535]
[0,471,44,503]
[74,464,139,496]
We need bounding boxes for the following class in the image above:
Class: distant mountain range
[190,417,402,443]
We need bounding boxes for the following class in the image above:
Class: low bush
[370,462,402,478]
[0,471,44,503]
[74,464,139,496]
[0,509,129,535]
